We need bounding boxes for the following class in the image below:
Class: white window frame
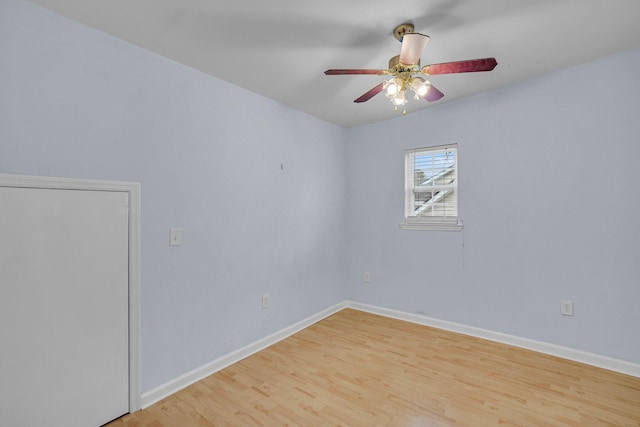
[400,144,463,231]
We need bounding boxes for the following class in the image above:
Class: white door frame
[0,173,142,412]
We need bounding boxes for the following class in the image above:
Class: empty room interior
[1,0,640,426]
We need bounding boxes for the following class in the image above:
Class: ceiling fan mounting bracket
[393,23,415,42]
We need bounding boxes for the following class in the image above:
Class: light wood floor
[108,309,640,426]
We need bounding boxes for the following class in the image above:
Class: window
[401,144,462,231]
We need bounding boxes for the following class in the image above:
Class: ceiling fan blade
[423,84,444,102]
[399,33,429,65]
[421,57,497,75]
[354,83,385,103]
[325,69,387,75]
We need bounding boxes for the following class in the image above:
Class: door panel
[0,187,129,427]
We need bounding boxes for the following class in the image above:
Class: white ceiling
[27,0,640,128]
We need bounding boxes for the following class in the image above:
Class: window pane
[405,145,458,220]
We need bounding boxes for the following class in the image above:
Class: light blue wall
[344,47,640,364]
[1,0,347,391]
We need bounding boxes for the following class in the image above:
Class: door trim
[0,173,142,412]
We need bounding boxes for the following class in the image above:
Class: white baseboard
[140,301,348,408]
[346,301,640,378]
[140,299,640,409]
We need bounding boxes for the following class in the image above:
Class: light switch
[170,228,182,246]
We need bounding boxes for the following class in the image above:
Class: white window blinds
[402,144,462,231]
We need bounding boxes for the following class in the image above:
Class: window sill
[399,221,464,232]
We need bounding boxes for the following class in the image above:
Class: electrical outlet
[262,294,270,309]
[364,272,371,282]
[560,300,574,316]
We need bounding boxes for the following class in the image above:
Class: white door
[0,186,130,427]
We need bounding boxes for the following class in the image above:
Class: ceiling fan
[325,23,497,114]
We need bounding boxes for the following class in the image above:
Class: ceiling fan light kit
[325,23,497,115]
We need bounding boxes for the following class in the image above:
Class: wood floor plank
[107,309,640,426]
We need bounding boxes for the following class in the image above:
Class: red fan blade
[423,84,444,102]
[421,57,497,75]
[325,69,387,75]
[354,83,384,103]
[399,33,429,65]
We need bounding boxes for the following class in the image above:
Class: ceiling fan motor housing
[388,55,420,73]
